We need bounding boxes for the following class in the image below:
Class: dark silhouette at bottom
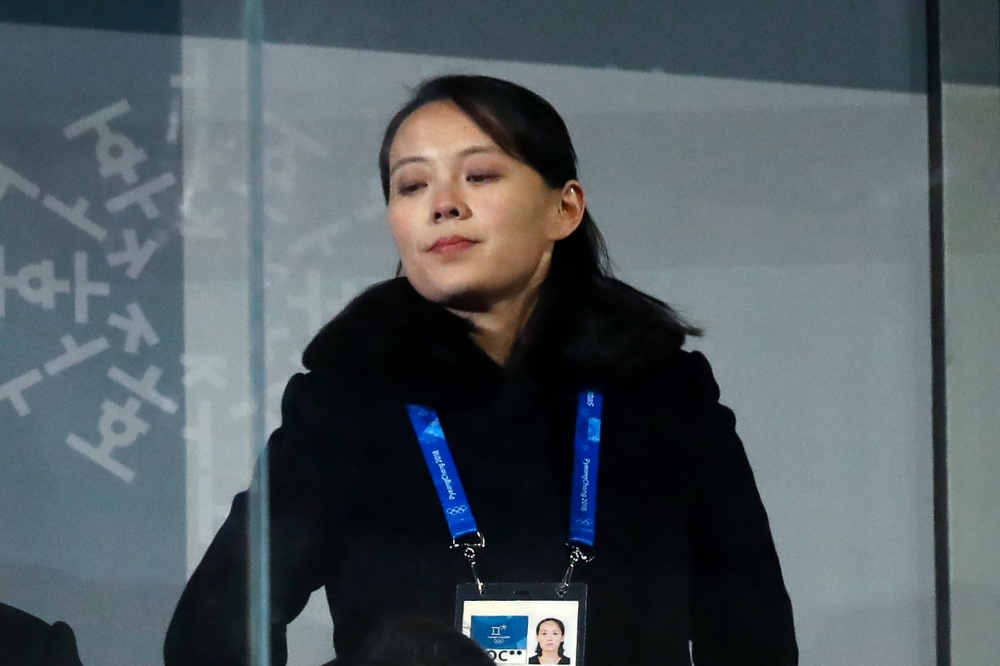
[0,602,84,666]
[324,616,493,666]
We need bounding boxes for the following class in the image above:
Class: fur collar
[302,277,686,401]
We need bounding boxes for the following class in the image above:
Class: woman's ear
[550,180,585,241]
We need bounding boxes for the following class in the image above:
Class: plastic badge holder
[457,582,588,666]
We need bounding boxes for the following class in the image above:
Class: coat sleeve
[685,351,799,665]
[164,373,349,666]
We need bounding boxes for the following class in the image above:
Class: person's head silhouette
[326,616,493,666]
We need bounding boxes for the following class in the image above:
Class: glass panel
[174,0,271,664]
[0,12,189,666]
[0,3,268,665]
[249,9,934,664]
[0,2,941,665]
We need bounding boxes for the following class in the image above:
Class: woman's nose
[432,186,469,221]
[433,205,461,221]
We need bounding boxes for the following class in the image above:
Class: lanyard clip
[451,531,486,595]
[559,543,594,595]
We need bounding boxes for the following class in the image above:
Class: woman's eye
[396,182,424,195]
[467,172,499,184]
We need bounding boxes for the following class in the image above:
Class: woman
[164,74,798,665]
[527,618,570,664]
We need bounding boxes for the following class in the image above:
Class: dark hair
[379,74,701,364]
[533,618,567,659]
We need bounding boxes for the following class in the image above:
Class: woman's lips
[428,236,478,253]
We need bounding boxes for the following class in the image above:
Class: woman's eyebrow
[388,155,426,176]
[389,144,503,176]
[458,144,502,158]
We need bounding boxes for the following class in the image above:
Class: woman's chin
[408,276,490,311]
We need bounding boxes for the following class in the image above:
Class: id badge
[456,583,588,666]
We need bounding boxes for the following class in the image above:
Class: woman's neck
[442,253,553,365]
[449,283,541,366]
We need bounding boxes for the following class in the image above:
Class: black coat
[164,277,797,665]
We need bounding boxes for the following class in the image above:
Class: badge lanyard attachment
[451,530,486,595]
[559,544,595,594]
[560,389,603,595]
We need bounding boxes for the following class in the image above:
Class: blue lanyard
[569,389,603,548]
[407,390,604,550]
[406,404,480,540]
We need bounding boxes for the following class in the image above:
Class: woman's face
[537,621,563,653]
[386,101,583,308]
